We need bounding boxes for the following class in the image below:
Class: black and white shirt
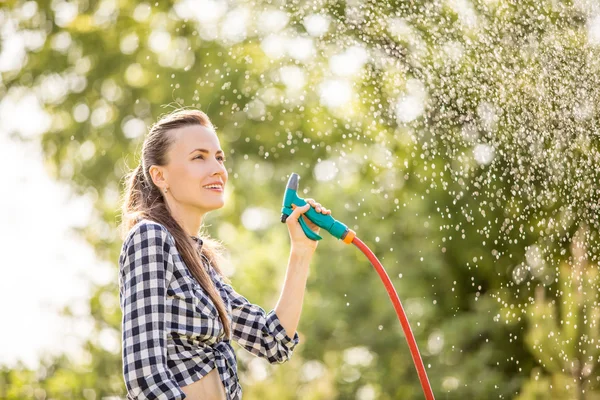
[118,219,300,399]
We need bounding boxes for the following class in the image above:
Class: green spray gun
[280,172,436,400]
[280,173,356,244]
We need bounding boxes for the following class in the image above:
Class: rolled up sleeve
[119,222,186,399]
[215,274,300,364]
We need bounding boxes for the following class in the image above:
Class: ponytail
[120,164,148,239]
[134,163,148,189]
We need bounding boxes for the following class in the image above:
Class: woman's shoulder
[118,219,179,270]
[122,218,176,250]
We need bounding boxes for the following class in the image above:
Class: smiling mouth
[203,186,223,192]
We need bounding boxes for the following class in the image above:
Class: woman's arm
[213,232,314,364]
[276,197,330,339]
[214,198,326,363]
[119,222,186,399]
[213,271,301,364]
[273,248,312,340]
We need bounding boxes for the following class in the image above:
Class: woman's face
[157,124,228,214]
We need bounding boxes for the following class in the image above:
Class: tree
[2,0,600,398]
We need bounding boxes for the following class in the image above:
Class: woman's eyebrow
[189,148,224,155]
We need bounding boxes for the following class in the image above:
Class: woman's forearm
[274,248,312,338]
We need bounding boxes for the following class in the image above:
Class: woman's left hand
[286,198,331,254]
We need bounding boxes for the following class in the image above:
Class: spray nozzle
[281,172,355,243]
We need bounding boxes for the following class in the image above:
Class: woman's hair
[119,108,232,340]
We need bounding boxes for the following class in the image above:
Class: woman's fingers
[287,203,310,223]
[305,198,330,214]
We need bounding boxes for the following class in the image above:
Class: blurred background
[2,0,600,398]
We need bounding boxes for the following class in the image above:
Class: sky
[0,94,115,370]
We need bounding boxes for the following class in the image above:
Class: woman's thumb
[288,203,310,222]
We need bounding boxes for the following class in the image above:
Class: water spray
[281,172,435,400]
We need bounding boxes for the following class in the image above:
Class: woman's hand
[286,198,331,254]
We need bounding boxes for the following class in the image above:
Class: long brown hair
[119,108,232,340]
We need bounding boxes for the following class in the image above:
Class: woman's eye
[194,155,226,162]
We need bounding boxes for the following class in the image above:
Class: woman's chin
[199,200,225,210]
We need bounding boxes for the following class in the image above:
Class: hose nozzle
[281,172,355,243]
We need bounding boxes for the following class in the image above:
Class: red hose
[351,236,435,400]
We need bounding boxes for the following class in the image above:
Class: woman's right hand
[286,198,330,254]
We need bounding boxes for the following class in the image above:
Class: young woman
[118,109,331,400]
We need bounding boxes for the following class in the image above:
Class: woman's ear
[148,164,168,190]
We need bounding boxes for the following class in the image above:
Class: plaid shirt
[118,219,300,399]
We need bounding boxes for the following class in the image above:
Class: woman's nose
[214,160,227,175]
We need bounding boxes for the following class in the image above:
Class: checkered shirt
[118,219,300,399]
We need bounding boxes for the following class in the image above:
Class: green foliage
[2,0,600,399]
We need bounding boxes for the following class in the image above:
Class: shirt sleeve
[118,222,187,400]
[212,271,300,364]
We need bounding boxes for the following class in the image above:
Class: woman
[118,108,331,400]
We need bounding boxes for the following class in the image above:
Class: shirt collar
[190,235,203,252]
[191,236,211,272]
